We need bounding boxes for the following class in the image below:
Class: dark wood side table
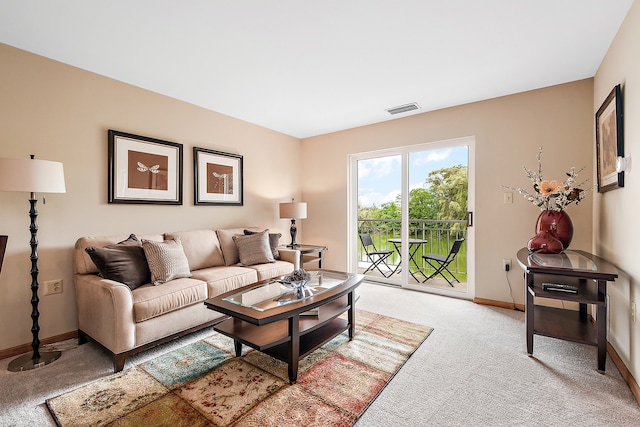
[284,244,327,270]
[516,248,618,372]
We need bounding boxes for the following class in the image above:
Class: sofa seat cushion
[191,266,258,299]
[247,260,294,282]
[132,277,207,322]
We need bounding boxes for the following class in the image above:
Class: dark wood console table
[516,248,618,372]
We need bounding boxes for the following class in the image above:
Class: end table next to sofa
[516,248,618,372]
[284,244,327,270]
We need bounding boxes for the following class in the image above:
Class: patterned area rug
[47,310,433,427]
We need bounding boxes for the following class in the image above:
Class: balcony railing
[358,218,468,278]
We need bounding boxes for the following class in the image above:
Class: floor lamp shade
[0,157,66,193]
[279,201,307,247]
[0,156,66,372]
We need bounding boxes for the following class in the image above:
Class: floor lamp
[0,155,66,372]
[279,199,307,248]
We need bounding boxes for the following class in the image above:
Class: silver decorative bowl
[277,268,312,291]
[277,279,310,291]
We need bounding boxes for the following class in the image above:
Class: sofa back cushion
[216,227,260,266]
[74,234,164,275]
[164,230,224,270]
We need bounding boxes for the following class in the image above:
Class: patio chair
[359,233,397,278]
[422,238,465,286]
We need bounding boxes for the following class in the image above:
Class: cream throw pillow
[232,230,276,266]
[141,237,192,285]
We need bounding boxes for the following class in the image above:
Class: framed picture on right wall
[595,84,624,193]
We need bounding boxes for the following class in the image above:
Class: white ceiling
[0,0,634,138]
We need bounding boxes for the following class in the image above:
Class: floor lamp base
[8,350,61,372]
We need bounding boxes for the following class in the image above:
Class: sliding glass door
[356,154,403,285]
[349,137,474,299]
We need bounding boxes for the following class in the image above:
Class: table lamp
[279,198,307,248]
[0,155,66,371]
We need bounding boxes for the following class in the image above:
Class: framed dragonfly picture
[193,147,243,205]
[595,84,624,193]
[108,130,183,204]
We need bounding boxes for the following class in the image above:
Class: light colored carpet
[1,282,639,426]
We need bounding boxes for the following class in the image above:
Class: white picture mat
[196,151,242,203]
[114,136,180,201]
[598,101,618,188]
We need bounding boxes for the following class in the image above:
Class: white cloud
[358,156,401,179]
[412,149,452,165]
[359,188,400,207]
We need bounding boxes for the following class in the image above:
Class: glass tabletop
[222,271,351,311]
[530,250,598,271]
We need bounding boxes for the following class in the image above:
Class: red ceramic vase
[527,230,564,254]
[534,210,573,249]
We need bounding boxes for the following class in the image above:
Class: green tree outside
[358,164,468,222]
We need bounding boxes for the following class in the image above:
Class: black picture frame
[194,147,243,205]
[108,130,183,204]
[0,235,7,274]
[595,84,624,193]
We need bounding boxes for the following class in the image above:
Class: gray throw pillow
[244,229,282,259]
[233,230,276,266]
[85,234,150,290]
[141,237,192,285]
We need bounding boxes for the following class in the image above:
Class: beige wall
[301,79,595,304]
[0,33,616,358]
[0,44,301,351]
[594,1,640,381]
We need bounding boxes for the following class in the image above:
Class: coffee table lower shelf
[213,297,353,382]
[216,317,348,358]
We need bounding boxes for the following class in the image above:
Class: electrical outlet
[503,259,512,272]
[43,279,63,295]
[632,301,636,323]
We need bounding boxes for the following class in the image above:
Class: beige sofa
[73,227,298,372]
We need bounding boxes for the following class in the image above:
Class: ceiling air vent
[385,102,420,115]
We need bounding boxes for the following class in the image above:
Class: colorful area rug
[46,310,433,427]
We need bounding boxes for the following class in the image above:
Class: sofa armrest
[74,274,136,354]
[278,248,300,270]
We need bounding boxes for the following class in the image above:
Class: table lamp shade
[0,157,66,193]
[279,202,307,219]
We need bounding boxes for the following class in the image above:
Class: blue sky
[358,146,468,207]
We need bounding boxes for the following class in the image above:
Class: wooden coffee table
[204,270,364,383]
